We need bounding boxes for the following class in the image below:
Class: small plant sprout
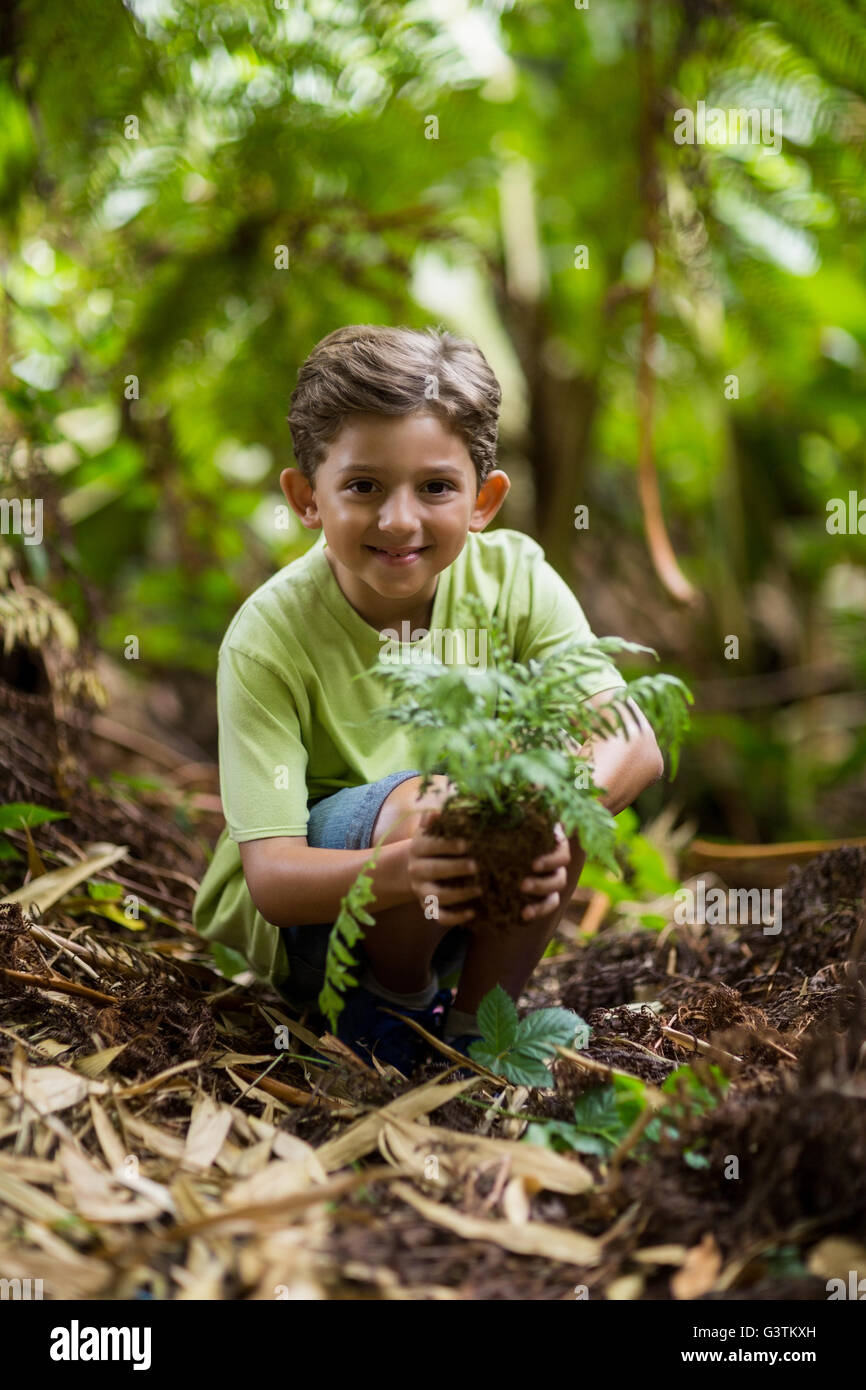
[467,983,590,1086]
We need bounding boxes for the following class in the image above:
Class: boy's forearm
[569,697,665,816]
[246,839,414,929]
[586,733,663,814]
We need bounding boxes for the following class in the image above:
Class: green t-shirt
[192,527,626,987]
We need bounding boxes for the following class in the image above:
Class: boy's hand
[519,821,571,920]
[407,810,481,927]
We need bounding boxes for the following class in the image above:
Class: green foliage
[467,983,590,1087]
[0,803,68,831]
[3,0,864,848]
[87,881,123,901]
[761,1245,811,1281]
[209,941,252,981]
[523,1064,729,1168]
[318,845,382,1031]
[578,805,682,930]
[370,597,693,875]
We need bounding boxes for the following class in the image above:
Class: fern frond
[318,845,382,1031]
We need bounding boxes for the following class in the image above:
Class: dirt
[428,795,558,932]
[1,652,866,1300]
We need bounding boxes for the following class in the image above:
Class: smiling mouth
[365,544,430,559]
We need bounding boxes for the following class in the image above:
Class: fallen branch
[231,1064,356,1113]
[660,1025,742,1068]
[0,966,115,1007]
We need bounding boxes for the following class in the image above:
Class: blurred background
[1,0,864,871]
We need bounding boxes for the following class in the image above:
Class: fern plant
[368,595,692,875]
[319,597,692,1028]
[318,842,382,1031]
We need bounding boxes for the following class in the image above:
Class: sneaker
[336,984,452,1076]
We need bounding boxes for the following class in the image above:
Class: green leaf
[0,803,67,831]
[683,1149,711,1170]
[573,1085,624,1136]
[476,984,518,1054]
[512,1007,590,1062]
[210,942,250,980]
[88,881,123,901]
[469,1041,553,1088]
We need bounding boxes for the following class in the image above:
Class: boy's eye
[423,480,456,496]
[345,479,456,496]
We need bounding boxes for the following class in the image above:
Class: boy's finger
[531,841,571,872]
[521,891,561,920]
[412,854,478,880]
[434,905,477,927]
[520,866,568,895]
[420,881,482,907]
[412,833,473,860]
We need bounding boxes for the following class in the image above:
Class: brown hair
[287,324,501,487]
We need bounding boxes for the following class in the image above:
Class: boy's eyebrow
[334,461,467,476]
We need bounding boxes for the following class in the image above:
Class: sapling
[319,596,692,1030]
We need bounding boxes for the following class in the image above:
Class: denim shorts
[278,769,472,1010]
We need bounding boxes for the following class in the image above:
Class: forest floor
[0,671,865,1301]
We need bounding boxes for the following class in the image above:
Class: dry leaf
[224,1157,325,1209]
[89,1097,127,1171]
[183,1096,233,1171]
[317,1074,481,1173]
[59,1145,165,1223]
[501,1175,532,1225]
[807,1236,866,1282]
[20,1066,105,1116]
[74,1045,127,1078]
[633,1244,688,1266]
[606,1273,645,1300]
[377,1112,593,1195]
[394,1182,600,1265]
[1,844,127,914]
[0,1170,75,1224]
[671,1232,723,1299]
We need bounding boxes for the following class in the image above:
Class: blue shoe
[336,985,452,1075]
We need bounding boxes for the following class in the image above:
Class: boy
[193,324,664,1074]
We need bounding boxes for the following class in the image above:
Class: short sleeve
[217,645,310,840]
[513,552,627,701]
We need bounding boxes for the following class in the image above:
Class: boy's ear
[280,467,321,528]
[469,469,510,532]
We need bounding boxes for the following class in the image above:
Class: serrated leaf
[514,1007,590,1058]
[573,1085,624,1136]
[476,984,518,1054]
[470,1040,552,1088]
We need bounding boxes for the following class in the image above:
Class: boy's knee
[372,773,452,845]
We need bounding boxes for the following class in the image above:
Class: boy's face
[281,411,509,626]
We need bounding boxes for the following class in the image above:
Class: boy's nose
[377,491,420,532]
